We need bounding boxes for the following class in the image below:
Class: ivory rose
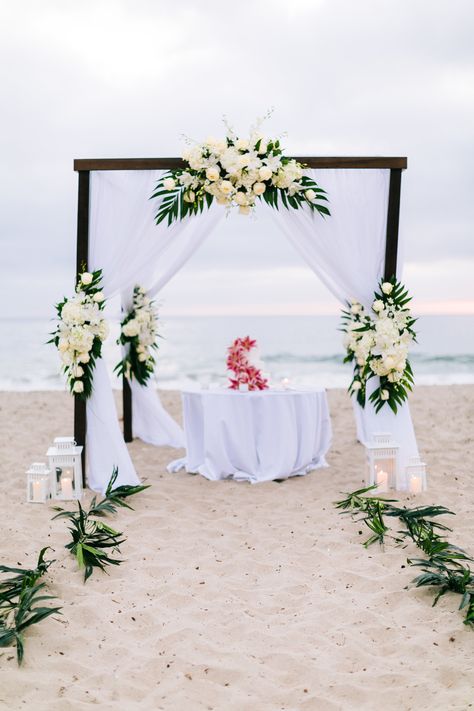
[206,167,219,182]
[259,166,272,181]
[163,177,176,191]
[253,182,266,196]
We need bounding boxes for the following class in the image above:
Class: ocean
[1,315,474,392]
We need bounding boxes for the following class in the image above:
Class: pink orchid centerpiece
[227,336,269,391]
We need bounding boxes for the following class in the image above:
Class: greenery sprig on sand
[53,467,150,581]
[335,485,474,628]
[0,548,61,665]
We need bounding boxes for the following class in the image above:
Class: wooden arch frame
[73,156,407,483]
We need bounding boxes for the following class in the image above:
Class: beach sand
[0,386,473,710]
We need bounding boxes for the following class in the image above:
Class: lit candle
[410,475,422,494]
[61,477,73,499]
[32,480,43,503]
[376,469,389,492]
[281,378,290,390]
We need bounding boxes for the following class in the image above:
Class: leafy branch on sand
[0,548,61,665]
[53,467,150,581]
[335,486,474,629]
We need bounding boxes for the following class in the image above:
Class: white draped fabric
[87,170,223,491]
[274,169,418,480]
[86,167,418,491]
[168,389,332,483]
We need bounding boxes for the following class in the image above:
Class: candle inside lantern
[32,480,43,502]
[410,475,422,494]
[376,469,389,492]
[61,477,73,499]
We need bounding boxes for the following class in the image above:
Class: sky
[1,0,473,318]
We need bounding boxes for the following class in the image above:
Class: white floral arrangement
[50,269,108,398]
[341,278,417,413]
[151,115,329,225]
[115,286,159,386]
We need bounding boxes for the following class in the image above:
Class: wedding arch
[72,156,418,491]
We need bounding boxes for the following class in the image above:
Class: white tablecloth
[168,389,332,484]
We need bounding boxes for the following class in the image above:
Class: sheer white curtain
[87,170,223,491]
[272,168,418,480]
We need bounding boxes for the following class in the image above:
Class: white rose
[234,191,247,206]
[357,357,366,366]
[163,177,176,191]
[305,189,316,201]
[61,352,73,366]
[73,380,84,393]
[253,182,266,196]
[72,365,84,377]
[138,353,147,362]
[352,381,362,391]
[93,291,105,303]
[351,303,362,315]
[381,389,390,400]
[81,272,93,285]
[97,320,109,342]
[206,167,220,182]
[381,282,393,295]
[235,138,249,151]
[372,300,384,313]
[219,180,233,196]
[258,166,272,181]
[383,355,395,370]
[257,138,267,154]
[184,190,195,203]
[239,205,251,216]
[122,319,140,337]
[58,339,69,353]
[78,352,90,364]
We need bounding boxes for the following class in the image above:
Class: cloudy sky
[1,0,473,318]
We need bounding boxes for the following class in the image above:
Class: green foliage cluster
[53,467,149,581]
[335,486,474,628]
[0,548,61,665]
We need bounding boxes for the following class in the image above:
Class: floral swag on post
[115,286,160,386]
[341,278,417,413]
[227,337,269,391]
[151,116,330,225]
[50,269,108,398]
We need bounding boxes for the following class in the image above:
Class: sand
[0,386,473,711]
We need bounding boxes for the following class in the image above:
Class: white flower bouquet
[341,278,417,413]
[115,286,159,386]
[151,116,329,225]
[50,269,108,399]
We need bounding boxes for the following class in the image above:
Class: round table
[168,388,332,484]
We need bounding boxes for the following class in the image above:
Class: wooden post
[74,170,90,486]
[123,376,133,442]
[384,168,402,280]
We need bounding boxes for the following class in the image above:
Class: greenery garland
[151,116,330,225]
[341,276,417,413]
[335,486,474,628]
[0,548,61,665]
[50,268,108,399]
[115,286,160,386]
[53,468,150,581]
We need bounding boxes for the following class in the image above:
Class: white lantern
[26,462,51,503]
[46,437,83,500]
[406,456,427,494]
[365,433,400,492]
